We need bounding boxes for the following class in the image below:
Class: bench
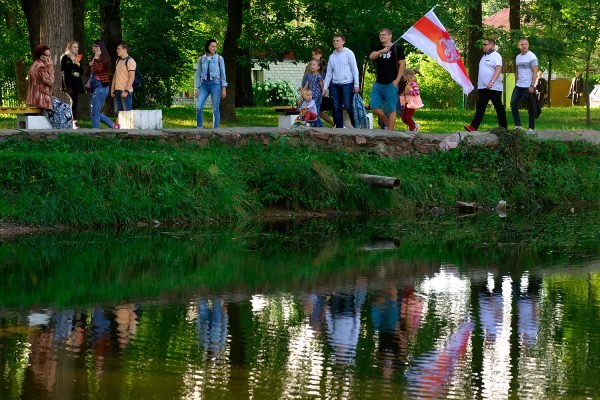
[0,107,52,129]
[118,110,163,130]
[273,106,373,129]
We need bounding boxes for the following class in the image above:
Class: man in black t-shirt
[369,28,405,130]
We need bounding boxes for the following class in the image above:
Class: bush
[252,80,298,106]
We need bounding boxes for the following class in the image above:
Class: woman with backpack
[194,39,227,128]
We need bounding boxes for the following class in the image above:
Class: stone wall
[1,128,599,158]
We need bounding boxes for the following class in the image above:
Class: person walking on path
[510,37,538,131]
[60,41,84,128]
[89,40,118,129]
[369,28,405,130]
[111,42,137,116]
[323,35,360,128]
[194,39,227,128]
[464,38,507,132]
[306,48,334,126]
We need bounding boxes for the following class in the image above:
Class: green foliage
[252,80,298,106]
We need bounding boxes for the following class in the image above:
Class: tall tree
[99,0,122,61]
[72,0,85,50]
[221,0,243,121]
[466,0,483,109]
[509,0,521,35]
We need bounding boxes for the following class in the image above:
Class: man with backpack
[111,42,139,114]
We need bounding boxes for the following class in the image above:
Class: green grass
[1,130,600,226]
[1,105,599,131]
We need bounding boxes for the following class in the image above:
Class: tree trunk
[509,0,520,39]
[39,0,74,99]
[21,0,42,51]
[72,0,85,50]
[221,0,243,121]
[14,61,28,102]
[235,48,254,107]
[466,0,482,109]
[99,0,122,62]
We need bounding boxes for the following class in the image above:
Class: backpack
[124,56,142,90]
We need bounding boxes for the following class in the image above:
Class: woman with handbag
[61,41,84,128]
[400,69,423,132]
[88,40,118,129]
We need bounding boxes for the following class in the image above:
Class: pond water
[0,212,599,399]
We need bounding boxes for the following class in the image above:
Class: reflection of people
[197,297,229,358]
[534,71,548,107]
[60,41,84,128]
[27,45,73,129]
[194,39,227,128]
[567,72,584,105]
[464,38,507,132]
[510,37,538,130]
[368,28,405,130]
[115,303,139,348]
[323,34,360,128]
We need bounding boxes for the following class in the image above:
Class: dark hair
[485,38,496,46]
[333,34,346,41]
[204,39,217,53]
[93,40,111,72]
[117,42,129,51]
[32,44,50,60]
[311,48,323,55]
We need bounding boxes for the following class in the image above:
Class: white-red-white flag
[402,10,474,94]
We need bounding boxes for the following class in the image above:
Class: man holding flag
[369,28,406,130]
[464,38,507,132]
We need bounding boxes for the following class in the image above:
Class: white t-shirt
[478,51,503,91]
[515,51,538,88]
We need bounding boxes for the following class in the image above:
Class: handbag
[405,94,424,109]
[84,76,92,90]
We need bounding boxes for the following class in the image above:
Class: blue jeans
[113,90,133,115]
[510,86,535,129]
[90,76,114,129]
[330,83,355,128]
[196,80,222,128]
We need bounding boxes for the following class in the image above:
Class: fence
[0,81,21,107]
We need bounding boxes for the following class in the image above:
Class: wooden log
[359,174,401,189]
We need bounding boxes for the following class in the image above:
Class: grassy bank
[1,105,599,131]
[1,129,600,226]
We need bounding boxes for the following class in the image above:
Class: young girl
[401,69,423,132]
[299,89,318,123]
[301,60,324,113]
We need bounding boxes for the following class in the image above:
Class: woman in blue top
[194,39,227,128]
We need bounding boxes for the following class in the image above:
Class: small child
[301,60,324,113]
[401,69,423,132]
[299,89,318,122]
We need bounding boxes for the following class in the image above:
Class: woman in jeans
[194,39,227,128]
[89,40,118,129]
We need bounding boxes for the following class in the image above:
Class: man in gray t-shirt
[510,37,539,130]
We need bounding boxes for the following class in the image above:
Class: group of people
[26,40,138,129]
[464,37,543,132]
[295,30,423,131]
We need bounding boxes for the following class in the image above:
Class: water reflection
[1,213,600,399]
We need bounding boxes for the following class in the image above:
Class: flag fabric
[402,10,474,94]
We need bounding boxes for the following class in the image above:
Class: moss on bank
[1,129,600,226]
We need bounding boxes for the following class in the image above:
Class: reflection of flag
[402,9,474,94]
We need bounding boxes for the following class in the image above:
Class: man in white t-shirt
[510,37,539,130]
[464,38,507,132]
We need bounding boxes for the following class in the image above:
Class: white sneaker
[527,128,535,132]
[515,126,522,130]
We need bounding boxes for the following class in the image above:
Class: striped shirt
[92,59,110,84]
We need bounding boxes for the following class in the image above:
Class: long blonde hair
[63,41,79,55]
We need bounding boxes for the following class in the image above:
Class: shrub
[252,80,298,106]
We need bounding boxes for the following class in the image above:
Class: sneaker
[113,123,120,129]
[463,124,476,132]
[527,128,535,132]
[414,123,420,132]
[515,126,522,130]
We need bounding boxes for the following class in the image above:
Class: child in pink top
[401,69,423,131]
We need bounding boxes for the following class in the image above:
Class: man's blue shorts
[370,82,398,114]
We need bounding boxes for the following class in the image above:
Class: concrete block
[119,110,163,130]
[16,115,52,129]
[278,114,299,128]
